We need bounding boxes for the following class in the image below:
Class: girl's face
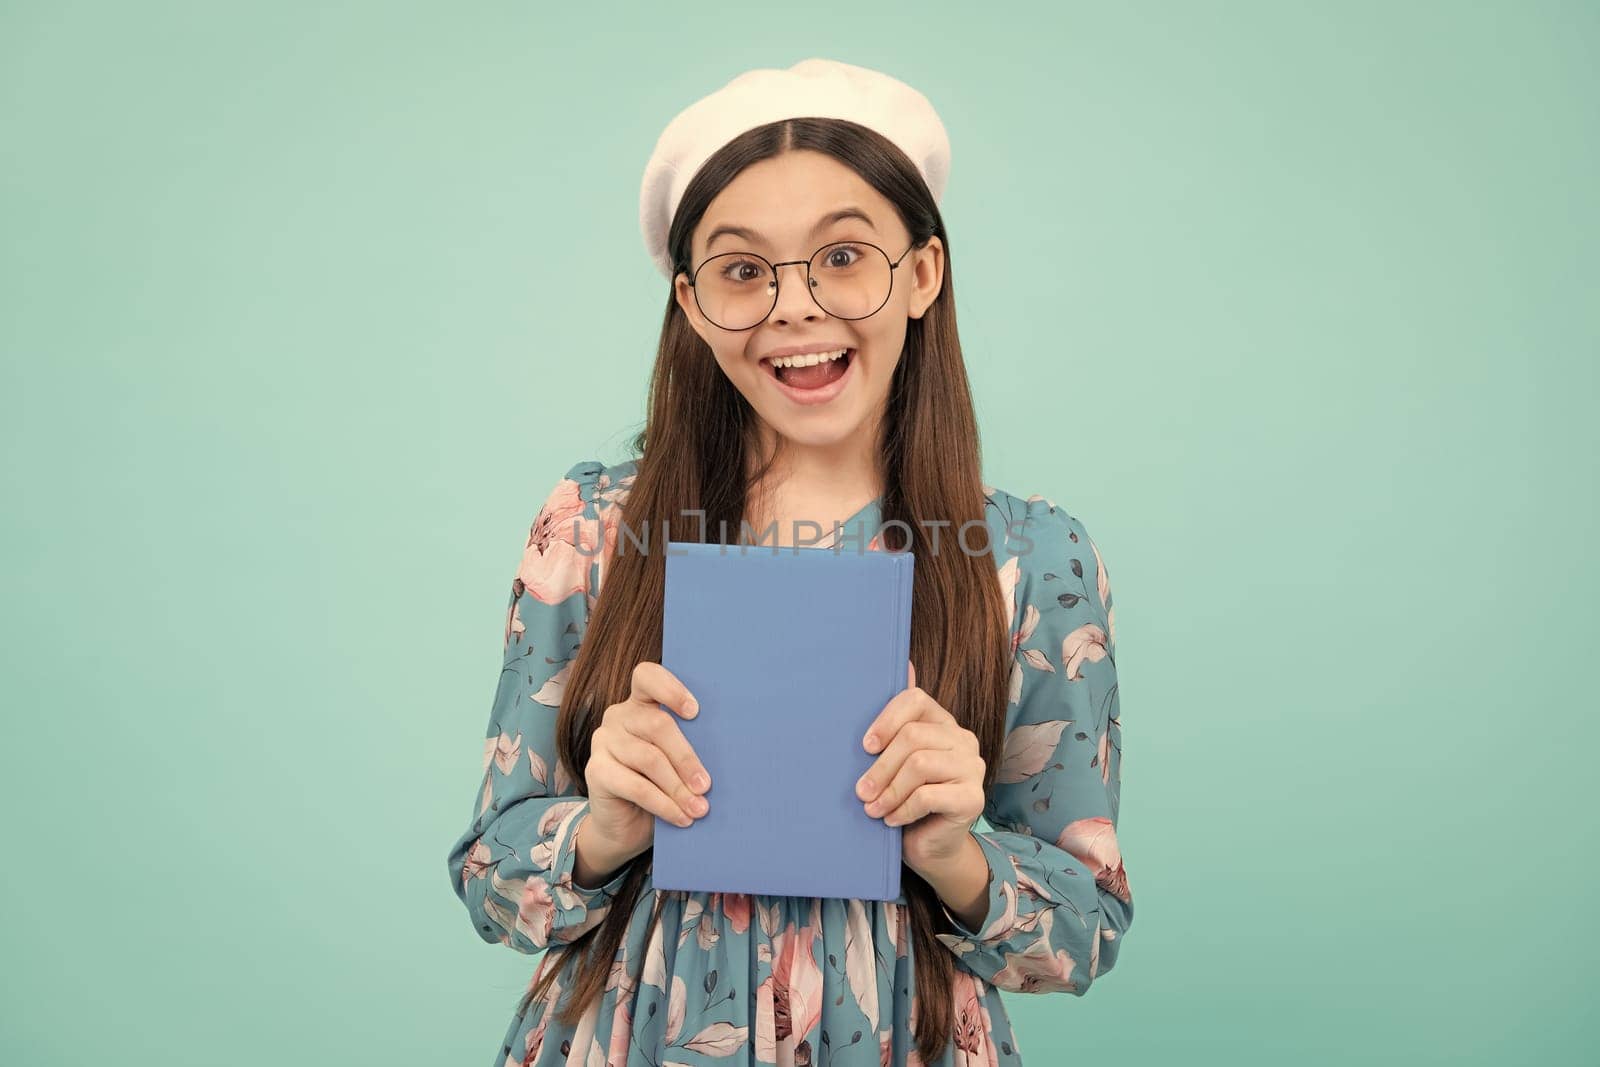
[674,150,945,456]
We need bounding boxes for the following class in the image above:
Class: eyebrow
[704,206,879,251]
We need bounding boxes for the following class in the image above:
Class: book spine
[886,553,912,898]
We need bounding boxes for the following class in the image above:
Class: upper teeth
[770,348,849,369]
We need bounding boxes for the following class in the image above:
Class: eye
[717,257,769,284]
[823,245,862,269]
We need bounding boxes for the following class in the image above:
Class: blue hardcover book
[652,540,914,901]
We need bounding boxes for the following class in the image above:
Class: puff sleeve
[934,499,1134,994]
[445,459,631,953]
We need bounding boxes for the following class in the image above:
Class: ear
[674,271,716,347]
[907,237,945,320]
[673,271,696,321]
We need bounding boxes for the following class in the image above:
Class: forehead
[694,150,896,251]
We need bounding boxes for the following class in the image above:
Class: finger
[879,781,980,828]
[631,660,699,720]
[858,719,944,800]
[609,730,709,821]
[859,725,960,811]
[623,705,712,796]
[591,753,698,827]
[861,684,940,756]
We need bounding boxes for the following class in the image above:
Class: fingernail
[863,733,879,752]
[686,698,700,716]
[689,795,708,814]
[856,775,877,799]
[693,770,710,790]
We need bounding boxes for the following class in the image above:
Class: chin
[770,422,860,449]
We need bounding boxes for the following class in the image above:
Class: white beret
[638,57,952,281]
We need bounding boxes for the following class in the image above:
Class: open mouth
[762,347,855,391]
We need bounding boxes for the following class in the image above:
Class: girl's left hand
[855,662,988,871]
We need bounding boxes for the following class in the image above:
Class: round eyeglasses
[685,239,919,332]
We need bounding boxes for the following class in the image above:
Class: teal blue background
[3,2,1595,1063]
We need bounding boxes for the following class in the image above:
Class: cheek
[707,346,748,377]
[860,325,908,376]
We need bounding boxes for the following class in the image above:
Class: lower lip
[765,349,856,407]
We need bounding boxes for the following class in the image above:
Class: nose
[767,261,825,326]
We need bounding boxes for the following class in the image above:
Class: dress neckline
[823,495,882,549]
[741,494,882,549]
[841,494,881,531]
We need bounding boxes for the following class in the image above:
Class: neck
[752,425,881,497]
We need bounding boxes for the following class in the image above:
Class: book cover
[651,540,914,900]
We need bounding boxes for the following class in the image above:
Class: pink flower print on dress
[491,731,522,776]
[1061,622,1109,680]
[505,477,595,652]
[460,839,491,891]
[952,971,1002,1067]
[594,468,636,508]
[990,915,1079,993]
[1057,815,1131,903]
[843,899,881,1032]
[514,477,593,607]
[717,891,752,935]
[1096,728,1113,786]
[1089,535,1116,646]
[995,719,1072,784]
[605,996,633,1067]
[996,555,1022,636]
[767,919,824,1065]
[513,876,556,949]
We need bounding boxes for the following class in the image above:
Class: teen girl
[448,58,1133,1067]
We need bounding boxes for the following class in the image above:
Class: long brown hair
[521,117,1011,1063]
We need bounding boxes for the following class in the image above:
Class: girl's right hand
[583,661,712,861]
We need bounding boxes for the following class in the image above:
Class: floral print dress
[446,458,1133,1066]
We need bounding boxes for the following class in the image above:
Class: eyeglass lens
[693,242,894,330]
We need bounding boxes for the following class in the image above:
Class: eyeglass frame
[682,237,923,331]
